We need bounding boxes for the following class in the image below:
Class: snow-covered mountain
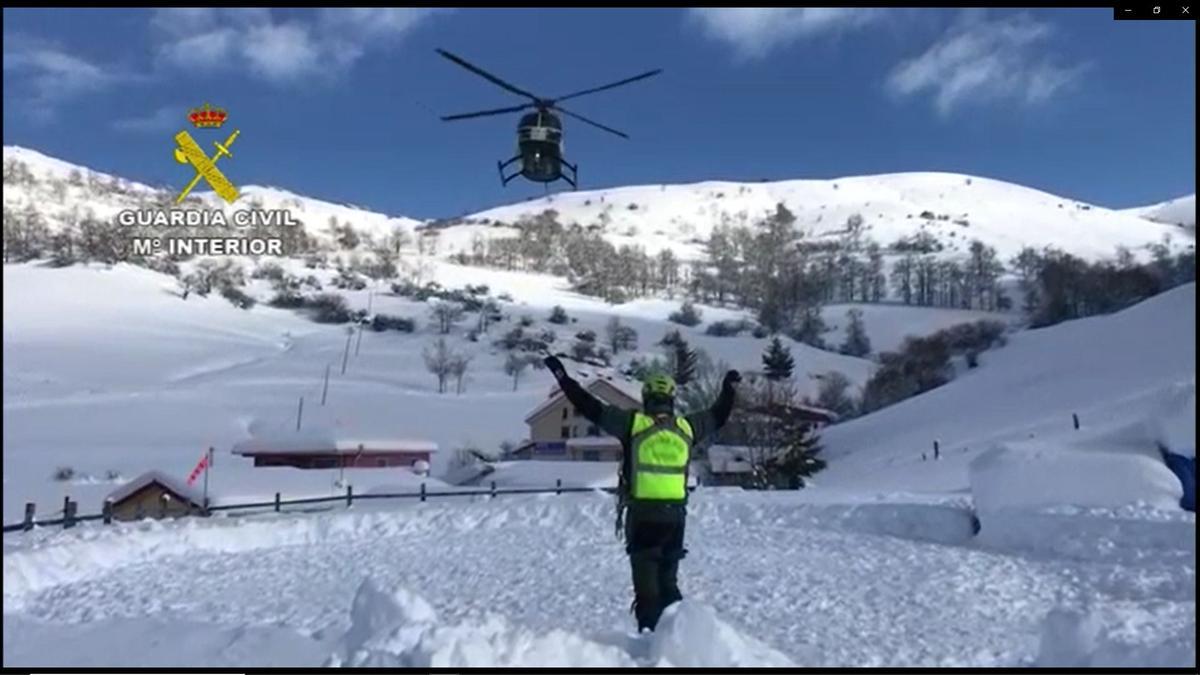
[4,145,1193,266]
[445,174,1194,263]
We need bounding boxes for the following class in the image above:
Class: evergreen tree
[840,308,871,357]
[761,336,795,381]
[671,338,697,387]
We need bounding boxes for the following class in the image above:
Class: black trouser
[624,501,687,632]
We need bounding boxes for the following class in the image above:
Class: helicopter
[436,48,661,189]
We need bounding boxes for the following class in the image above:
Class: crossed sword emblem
[174,129,241,204]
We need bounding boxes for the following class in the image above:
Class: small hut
[105,471,206,521]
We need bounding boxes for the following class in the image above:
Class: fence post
[23,502,35,531]
[63,498,77,529]
[490,481,497,499]
[103,499,113,525]
[322,364,331,406]
[420,482,426,503]
[274,492,281,513]
[556,478,562,495]
[933,440,940,461]
[1073,413,1080,430]
[346,483,354,507]
[296,396,304,431]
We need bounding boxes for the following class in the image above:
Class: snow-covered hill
[819,283,1196,495]
[1122,194,1196,231]
[444,173,1194,263]
[5,145,1193,268]
[2,146,422,247]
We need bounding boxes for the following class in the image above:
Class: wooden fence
[2,480,693,534]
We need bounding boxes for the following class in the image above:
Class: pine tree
[672,338,697,387]
[840,309,871,357]
[761,336,795,381]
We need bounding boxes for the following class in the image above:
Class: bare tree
[605,316,638,354]
[504,352,532,391]
[448,352,473,394]
[423,337,455,393]
[429,301,466,334]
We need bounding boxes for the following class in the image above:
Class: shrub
[269,291,306,308]
[371,314,415,332]
[668,301,703,327]
[221,285,256,310]
[705,319,752,337]
[518,314,535,328]
[53,466,76,482]
[548,305,569,324]
[251,262,287,281]
[575,329,596,343]
[751,324,770,339]
[571,339,597,361]
[307,293,352,323]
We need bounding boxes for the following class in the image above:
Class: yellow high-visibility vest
[630,412,693,502]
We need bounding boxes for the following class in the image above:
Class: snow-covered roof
[105,470,205,506]
[231,430,438,456]
[566,436,622,449]
[524,370,642,424]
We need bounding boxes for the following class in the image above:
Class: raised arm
[544,355,606,423]
[687,370,741,444]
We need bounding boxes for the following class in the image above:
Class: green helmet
[642,373,676,399]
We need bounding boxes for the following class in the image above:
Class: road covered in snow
[3,490,1193,668]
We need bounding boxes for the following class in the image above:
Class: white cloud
[111,105,186,133]
[886,12,1087,116]
[3,34,142,121]
[688,8,886,60]
[149,8,438,85]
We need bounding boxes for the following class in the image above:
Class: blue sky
[3,8,1194,218]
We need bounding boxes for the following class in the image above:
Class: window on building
[583,450,600,461]
[562,407,569,420]
[561,426,570,439]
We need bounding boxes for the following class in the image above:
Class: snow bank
[1149,380,1196,458]
[649,601,797,667]
[328,578,638,667]
[969,442,1184,515]
[1035,606,1196,667]
[328,579,796,668]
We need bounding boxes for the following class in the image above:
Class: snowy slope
[1121,193,1196,230]
[2,260,876,521]
[819,284,1196,495]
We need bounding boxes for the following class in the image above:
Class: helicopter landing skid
[498,156,521,186]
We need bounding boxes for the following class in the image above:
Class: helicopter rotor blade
[436,49,542,103]
[441,103,535,121]
[552,69,663,104]
[555,106,630,139]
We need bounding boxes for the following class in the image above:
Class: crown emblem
[189,103,228,129]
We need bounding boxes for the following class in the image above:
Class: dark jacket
[556,376,736,500]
